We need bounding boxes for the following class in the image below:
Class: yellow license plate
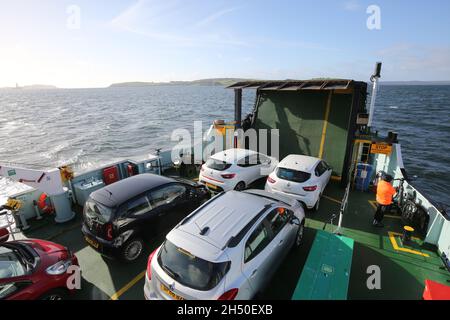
[160,283,184,300]
[85,236,99,249]
[205,182,218,190]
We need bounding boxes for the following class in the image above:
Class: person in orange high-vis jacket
[373,174,396,227]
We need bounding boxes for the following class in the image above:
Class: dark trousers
[374,203,391,223]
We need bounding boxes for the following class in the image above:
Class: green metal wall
[253,90,353,176]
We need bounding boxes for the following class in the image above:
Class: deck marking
[110,270,146,300]
[322,195,342,204]
[368,200,401,219]
[47,222,82,241]
[388,231,429,258]
[318,91,332,159]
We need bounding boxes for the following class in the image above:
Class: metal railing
[0,209,20,241]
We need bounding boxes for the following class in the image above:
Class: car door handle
[279,239,284,245]
[251,269,258,277]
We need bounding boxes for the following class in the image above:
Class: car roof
[172,190,282,256]
[243,189,300,208]
[211,148,259,164]
[278,154,321,172]
[90,173,174,207]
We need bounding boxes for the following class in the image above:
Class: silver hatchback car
[144,189,305,300]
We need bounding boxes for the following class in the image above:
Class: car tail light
[267,176,276,184]
[221,173,236,179]
[218,288,239,300]
[105,223,113,240]
[147,247,159,280]
[303,186,317,192]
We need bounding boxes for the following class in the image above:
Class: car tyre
[294,220,305,248]
[234,181,246,191]
[120,237,144,263]
[39,288,67,300]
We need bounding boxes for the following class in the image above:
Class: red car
[0,239,79,300]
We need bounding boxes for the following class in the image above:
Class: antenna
[367,62,382,128]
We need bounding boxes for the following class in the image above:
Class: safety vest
[376,180,396,205]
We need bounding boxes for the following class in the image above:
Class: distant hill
[109,78,253,88]
[0,84,58,90]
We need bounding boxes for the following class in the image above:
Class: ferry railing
[332,181,350,235]
[0,209,20,241]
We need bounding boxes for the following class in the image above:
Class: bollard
[402,225,414,243]
[33,200,43,220]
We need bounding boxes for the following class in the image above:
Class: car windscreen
[276,167,311,183]
[0,246,27,279]
[205,158,232,171]
[158,240,229,291]
[84,198,114,223]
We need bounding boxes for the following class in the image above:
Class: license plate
[160,283,184,300]
[85,235,100,249]
[205,182,218,190]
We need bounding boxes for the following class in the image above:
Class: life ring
[37,193,54,214]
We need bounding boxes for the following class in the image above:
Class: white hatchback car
[199,148,278,192]
[265,155,332,211]
[143,189,305,300]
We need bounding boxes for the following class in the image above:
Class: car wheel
[294,221,305,248]
[40,288,67,300]
[121,238,144,262]
[234,181,246,191]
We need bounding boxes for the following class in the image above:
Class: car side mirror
[290,216,300,226]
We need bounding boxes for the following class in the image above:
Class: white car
[265,155,332,211]
[143,189,305,300]
[199,148,278,192]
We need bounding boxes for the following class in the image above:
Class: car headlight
[46,259,72,275]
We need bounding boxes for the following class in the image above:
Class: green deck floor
[20,180,450,300]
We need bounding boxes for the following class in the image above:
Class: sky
[0,0,449,88]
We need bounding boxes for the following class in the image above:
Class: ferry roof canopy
[227,79,360,91]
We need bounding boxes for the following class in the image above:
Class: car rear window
[158,240,229,291]
[205,158,232,171]
[276,167,311,183]
[84,198,114,222]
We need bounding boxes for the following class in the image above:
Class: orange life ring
[37,193,54,214]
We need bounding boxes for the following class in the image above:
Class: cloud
[376,43,450,80]
[107,1,339,52]
[110,0,149,28]
[343,0,362,11]
[108,0,247,47]
[195,7,238,28]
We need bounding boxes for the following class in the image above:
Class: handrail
[0,209,19,241]
[331,162,354,235]
[333,181,350,235]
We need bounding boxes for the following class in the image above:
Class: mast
[367,62,382,128]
